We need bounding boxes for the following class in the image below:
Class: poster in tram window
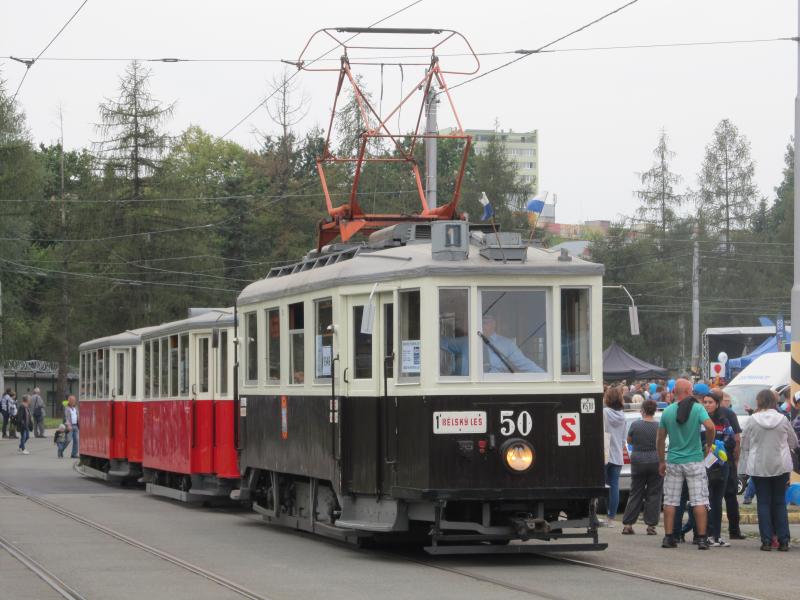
[315,335,332,378]
[402,340,421,373]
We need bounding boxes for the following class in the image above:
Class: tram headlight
[501,439,535,473]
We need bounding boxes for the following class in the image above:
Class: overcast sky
[1,0,796,224]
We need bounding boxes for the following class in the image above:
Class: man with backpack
[30,387,45,438]
[658,378,716,550]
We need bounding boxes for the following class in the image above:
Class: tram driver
[480,314,542,373]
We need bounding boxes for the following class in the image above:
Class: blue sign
[777,314,785,351]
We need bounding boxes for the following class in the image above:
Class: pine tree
[697,119,757,248]
[636,130,682,236]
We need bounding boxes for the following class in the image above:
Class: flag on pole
[479,191,494,221]
[526,191,548,230]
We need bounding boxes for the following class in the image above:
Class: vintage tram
[234,221,607,553]
[78,309,239,503]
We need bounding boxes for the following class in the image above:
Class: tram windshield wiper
[477,331,516,373]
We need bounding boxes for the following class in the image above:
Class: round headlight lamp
[502,438,535,473]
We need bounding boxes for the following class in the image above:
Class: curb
[726,509,800,525]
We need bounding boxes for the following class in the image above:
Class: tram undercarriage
[237,468,606,554]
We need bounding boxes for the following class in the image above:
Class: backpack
[33,405,43,419]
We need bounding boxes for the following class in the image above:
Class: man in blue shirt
[480,314,542,373]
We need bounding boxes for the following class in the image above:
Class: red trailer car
[139,308,239,502]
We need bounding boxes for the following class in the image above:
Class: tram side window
[399,290,421,380]
[104,349,110,397]
[90,352,96,399]
[131,347,137,399]
[314,298,333,382]
[79,353,84,400]
[219,330,228,396]
[245,312,258,383]
[561,288,590,376]
[199,337,210,393]
[439,288,469,377]
[96,350,104,398]
[170,336,179,397]
[266,308,280,384]
[179,334,189,396]
[160,338,168,397]
[151,340,159,399]
[116,352,125,396]
[289,302,305,384]
[480,289,548,376]
[353,306,372,379]
[384,304,394,379]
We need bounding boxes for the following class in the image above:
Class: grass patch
[44,417,64,429]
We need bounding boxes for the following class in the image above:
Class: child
[54,424,70,458]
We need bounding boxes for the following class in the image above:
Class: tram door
[192,334,215,473]
[345,293,396,494]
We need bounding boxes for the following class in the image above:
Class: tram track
[0,478,272,600]
[0,531,87,600]
[386,547,763,600]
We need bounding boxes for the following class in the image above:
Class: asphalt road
[0,433,792,600]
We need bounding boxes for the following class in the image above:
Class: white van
[724,351,789,422]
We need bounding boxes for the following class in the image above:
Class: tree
[95,61,175,201]
[697,119,757,247]
[636,130,683,236]
[0,75,45,361]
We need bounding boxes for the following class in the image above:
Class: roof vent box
[470,231,527,262]
[431,221,469,261]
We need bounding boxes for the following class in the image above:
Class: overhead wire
[446,0,641,94]
[219,0,424,139]
[11,0,89,101]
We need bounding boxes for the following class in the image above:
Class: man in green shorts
[657,378,716,549]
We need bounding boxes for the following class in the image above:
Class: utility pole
[0,279,4,394]
[57,109,69,407]
[792,2,800,397]
[424,83,438,209]
[691,225,701,375]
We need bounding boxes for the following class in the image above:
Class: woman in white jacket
[741,389,799,551]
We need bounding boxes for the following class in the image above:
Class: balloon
[667,379,675,392]
[649,383,657,394]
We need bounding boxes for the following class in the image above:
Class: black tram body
[235,222,607,553]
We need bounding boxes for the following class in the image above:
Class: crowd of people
[0,388,79,458]
[604,378,800,551]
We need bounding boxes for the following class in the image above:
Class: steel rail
[539,554,761,600]
[0,532,87,600]
[0,479,272,600]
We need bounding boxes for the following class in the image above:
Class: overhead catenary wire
[11,0,89,101]
[219,0,424,139]
[446,0,641,94]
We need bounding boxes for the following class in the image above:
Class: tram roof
[79,325,161,352]
[139,308,235,340]
[239,242,603,306]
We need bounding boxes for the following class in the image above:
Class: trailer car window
[561,288,590,376]
[116,352,125,396]
[179,334,189,396]
[160,338,168,398]
[199,337,209,393]
[439,288,469,377]
[170,335,179,397]
[152,340,159,398]
[219,330,228,395]
[104,349,110,398]
[480,289,547,376]
[131,347,137,399]
[399,290,421,380]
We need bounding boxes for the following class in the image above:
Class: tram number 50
[499,410,533,436]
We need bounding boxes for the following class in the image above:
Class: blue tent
[726,334,786,377]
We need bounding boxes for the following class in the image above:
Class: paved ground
[0,433,794,600]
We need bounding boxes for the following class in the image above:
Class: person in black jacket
[16,395,33,454]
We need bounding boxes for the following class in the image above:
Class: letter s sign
[557,412,581,447]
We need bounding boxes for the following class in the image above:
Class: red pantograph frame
[294,28,480,250]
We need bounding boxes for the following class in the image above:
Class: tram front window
[439,288,469,377]
[480,290,547,375]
